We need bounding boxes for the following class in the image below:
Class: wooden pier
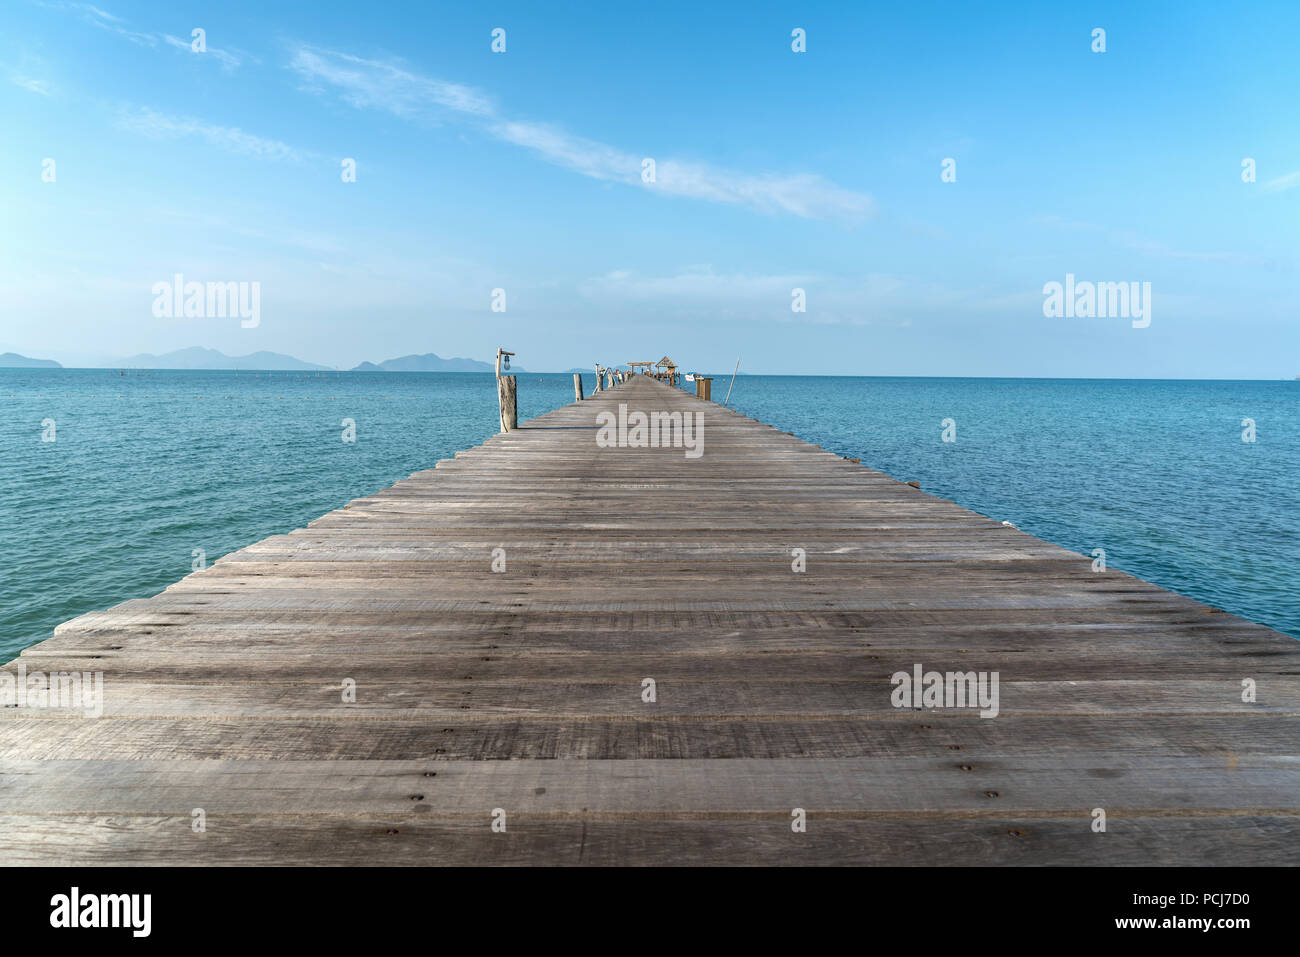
[2,375,1298,865]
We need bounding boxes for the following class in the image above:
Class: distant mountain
[351,353,520,373]
[117,347,331,371]
[0,352,61,368]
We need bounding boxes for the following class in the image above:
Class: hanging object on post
[495,348,518,433]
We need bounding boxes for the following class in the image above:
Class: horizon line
[7,366,1299,383]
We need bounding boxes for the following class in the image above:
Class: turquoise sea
[3,369,1297,659]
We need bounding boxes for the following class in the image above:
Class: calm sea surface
[3,370,1296,659]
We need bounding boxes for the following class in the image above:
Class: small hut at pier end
[653,356,679,386]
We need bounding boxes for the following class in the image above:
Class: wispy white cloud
[288,46,875,222]
[160,34,242,71]
[38,1,247,69]
[289,47,492,117]
[114,106,304,161]
[492,119,875,219]
[580,266,817,306]
[11,74,53,95]
[43,1,155,44]
[1262,170,1300,193]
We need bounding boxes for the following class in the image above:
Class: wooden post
[573,373,584,401]
[498,375,518,432]
[723,358,740,406]
[696,376,712,401]
[594,366,603,392]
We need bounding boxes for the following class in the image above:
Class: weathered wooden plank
[7,648,1294,681]
[0,816,1294,867]
[2,678,1296,717]
[0,714,1292,761]
[2,757,1296,814]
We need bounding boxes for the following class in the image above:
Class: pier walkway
[2,375,1297,864]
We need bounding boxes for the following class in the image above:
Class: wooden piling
[573,373,584,401]
[695,376,712,401]
[497,374,517,432]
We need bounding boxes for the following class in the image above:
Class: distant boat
[684,373,695,382]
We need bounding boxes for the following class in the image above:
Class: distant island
[4,346,550,372]
[351,353,524,373]
[116,347,332,371]
[0,352,61,368]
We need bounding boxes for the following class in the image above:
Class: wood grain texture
[2,375,1296,865]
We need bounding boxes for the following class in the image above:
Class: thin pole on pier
[573,373,584,401]
[723,358,740,406]
[496,348,517,433]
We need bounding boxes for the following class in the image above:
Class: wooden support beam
[497,374,517,432]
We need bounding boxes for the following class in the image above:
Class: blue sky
[2,0,1298,375]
